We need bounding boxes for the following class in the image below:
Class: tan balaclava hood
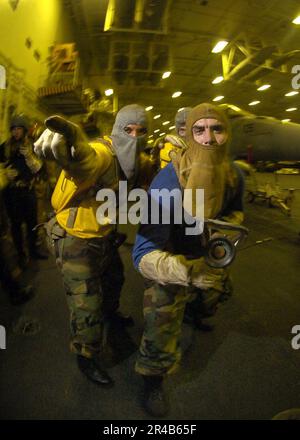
[173,103,233,220]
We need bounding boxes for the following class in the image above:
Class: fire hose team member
[158,107,192,169]
[34,104,148,387]
[132,103,245,417]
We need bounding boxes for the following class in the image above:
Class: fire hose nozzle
[203,219,249,268]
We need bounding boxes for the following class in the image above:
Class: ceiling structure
[62,0,300,134]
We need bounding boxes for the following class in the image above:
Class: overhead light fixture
[249,101,260,106]
[148,139,154,143]
[172,91,182,98]
[285,91,299,97]
[104,88,114,96]
[154,129,160,133]
[257,84,271,91]
[162,71,171,79]
[212,76,224,84]
[148,135,153,138]
[292,15,300,24]
[145,106,153,111]
[212,41,228,53]
[286,107,297,112]
[154,114,161,119]
[177,107,185,112]
[282,119,291,122]
[169,125,176,130]
[159,132,166,136]
[213,96,224,102]
[162,121,170,125]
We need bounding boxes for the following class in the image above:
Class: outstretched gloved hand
[33,115,89,168]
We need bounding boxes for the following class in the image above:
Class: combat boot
[77,355,114,388]
[142,375,169,417]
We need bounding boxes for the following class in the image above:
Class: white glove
[34,115,89,168]
[139,250,224,290]
[19,140,42,173]
[139,250,193,286]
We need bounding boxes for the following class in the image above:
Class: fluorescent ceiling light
[212,41,228,53]
[145,106,153,111]
[159,132,166,136]
[177,107,185,112]
[257,84,271,91]
[282,119,291,122]
[162,121,170,125]
[148,139,154,144]
[286,107,297,112]
[172,91,182,98]
[292,15,300,24]
[154,129,160,133]
[104,88,114,96]
[212,76,224,84]
[213,95,224,101]
[154,114,161,119]
[148,135,153,138]
[162,71,171,79]
[285,91,299,97]
[249,101,260,106]
[169,125,176,130]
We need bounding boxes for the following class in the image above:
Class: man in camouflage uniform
[34,104,148,387]
[0,115,44,267]
[0,165,34,305]
[132,103,245,416]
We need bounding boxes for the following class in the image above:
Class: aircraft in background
[220,104,300,217]
[220,104,300,163]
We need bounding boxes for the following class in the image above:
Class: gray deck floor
[1,172,300,420]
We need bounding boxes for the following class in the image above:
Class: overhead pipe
[226,46,277,80]
[104,0,116,32]
[241,50,300,81]
[134,0,145,25]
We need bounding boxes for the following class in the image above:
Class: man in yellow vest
[34,104,148,387]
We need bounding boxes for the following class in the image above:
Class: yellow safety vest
[51,138,119,239]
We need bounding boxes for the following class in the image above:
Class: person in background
[158,107,192,168]
[0,164,34,305]
[0,115,45,267]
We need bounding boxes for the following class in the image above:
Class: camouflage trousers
[135,282,224,377]
[0,232,22,290]
[0,197,22,290]
[53,233,124,359]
